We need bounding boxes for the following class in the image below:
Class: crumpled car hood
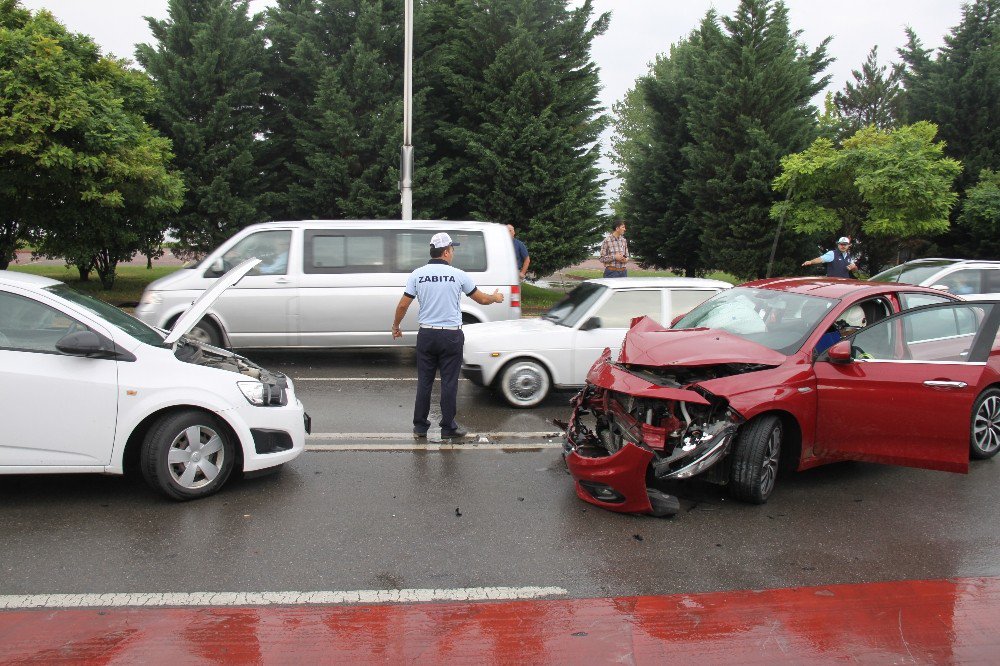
[618,316,787,368]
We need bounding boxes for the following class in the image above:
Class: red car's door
[813,302,999,473]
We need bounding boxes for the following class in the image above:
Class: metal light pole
[399,0,414,220]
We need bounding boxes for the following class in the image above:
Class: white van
[135,220,522,348]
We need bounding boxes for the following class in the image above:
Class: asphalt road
[2,349,999,600]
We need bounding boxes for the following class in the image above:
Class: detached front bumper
[564,440,657,514]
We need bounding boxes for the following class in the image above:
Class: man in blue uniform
[802,237,858,278]
[392,233,505,440]
[508,224,530,280]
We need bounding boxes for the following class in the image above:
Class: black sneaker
[413,428,428,439]
[441,425,468,439]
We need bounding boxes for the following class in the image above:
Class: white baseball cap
[430,232,460,248]
[837,236,851,244]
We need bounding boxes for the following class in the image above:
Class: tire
[187,318,223,347]
[971,388,1000,460]
[729,415,782,504]
[498,359,551,408]
[140,410,236,500]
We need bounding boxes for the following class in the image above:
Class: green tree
[0,2,183,281]
[899,0,1000,256]
[772,122,962,273]
[613,37,713,276]
[136,0,267,257]
[682,0,831,280]
[430,0,609,276]
[961,170,1000,242]
[833,46,904,132]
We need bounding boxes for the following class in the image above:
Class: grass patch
[521,282,565,316]
[565,268,739,284]
[7,264,184,306]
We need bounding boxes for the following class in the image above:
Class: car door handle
[924,380,968,388]
[274,278,292,285]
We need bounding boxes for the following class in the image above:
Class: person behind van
[392,233,505,440]
[507,224,530,280]
[600,220,629,277]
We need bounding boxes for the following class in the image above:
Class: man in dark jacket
[802,237,858,278]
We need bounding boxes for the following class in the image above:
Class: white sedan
[462,277,731,407]
[0,259,307,500]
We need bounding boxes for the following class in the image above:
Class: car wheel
[186,318,223,347]
[971,388,1000,460]
[729,415,782,504]
[499,359,551,408]
[141,410,236,500]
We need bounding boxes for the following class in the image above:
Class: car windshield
[46,284,165,346]
[542,282,606,328]
[871,260,958,285]
[673,287,838,354]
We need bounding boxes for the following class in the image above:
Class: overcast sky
[20,0,968,190]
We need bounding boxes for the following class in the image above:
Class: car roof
[896,258,1000,268]
[241,219,505,231]
[739,276,953,300]
[584,277,732,290]
[0,270,61,290]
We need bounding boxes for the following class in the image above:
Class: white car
[0,259,307,500]
[462,277,731,407]
[871,258,1000,300]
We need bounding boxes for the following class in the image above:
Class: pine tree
[899,0,1000,257]
[682,0,831,280]
[833,46,904,132]
[429,0,609,276]
[136,0,267,256]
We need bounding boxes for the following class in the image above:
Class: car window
[850,303,992,362]
[899,292,953,310]
[592,290,662,328]
[0,291,89,353]
[670,289,719,320]
[543,282,606,328]
[934,269,982,296]
[209,230,291,277]
[870,260,958,284]
[985,269,1000,293]
[674,287,837,354]
[395,231,486,273]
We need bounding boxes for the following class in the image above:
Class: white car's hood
[163,258,260,344]
[464,317,564,350]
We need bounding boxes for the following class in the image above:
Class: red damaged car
[562,278,1000,517]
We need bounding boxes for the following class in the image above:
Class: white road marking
[0,586,569,609]
[307,431,561,440]
[305,431,564,450]
[307,442,563,451]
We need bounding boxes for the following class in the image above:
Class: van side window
[210,230,291,277]
[305,232,386,273]
[395,231,487,272]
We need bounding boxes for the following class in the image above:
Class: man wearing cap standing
[392,233,505,440]
[802,237,858,278]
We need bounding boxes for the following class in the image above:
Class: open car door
[812,302,1000,473]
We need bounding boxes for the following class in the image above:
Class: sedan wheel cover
[974,396,1000,454]
[505,364,546,404]
[760,427,781,495]
[167,425,225,489]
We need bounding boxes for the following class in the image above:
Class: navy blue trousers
[413,328,464,431]
[603,268,627,278]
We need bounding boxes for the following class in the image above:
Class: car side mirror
[826,339,853,364]
[56,330,135,361]
[579,317,602,331]
[204,258,225,278]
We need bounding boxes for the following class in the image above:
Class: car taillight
[510,284,520,308]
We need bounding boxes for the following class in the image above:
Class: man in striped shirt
[600,220,629,277]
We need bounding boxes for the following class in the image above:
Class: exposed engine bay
[173,337,289,405]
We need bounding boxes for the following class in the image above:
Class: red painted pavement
[2,577,999,664]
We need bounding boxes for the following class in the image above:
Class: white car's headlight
[139,291,163,306]
[238,381,267,405]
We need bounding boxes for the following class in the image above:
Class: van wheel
[499,359,550,408]
[188,318,223,347]
[140,410,235,500]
